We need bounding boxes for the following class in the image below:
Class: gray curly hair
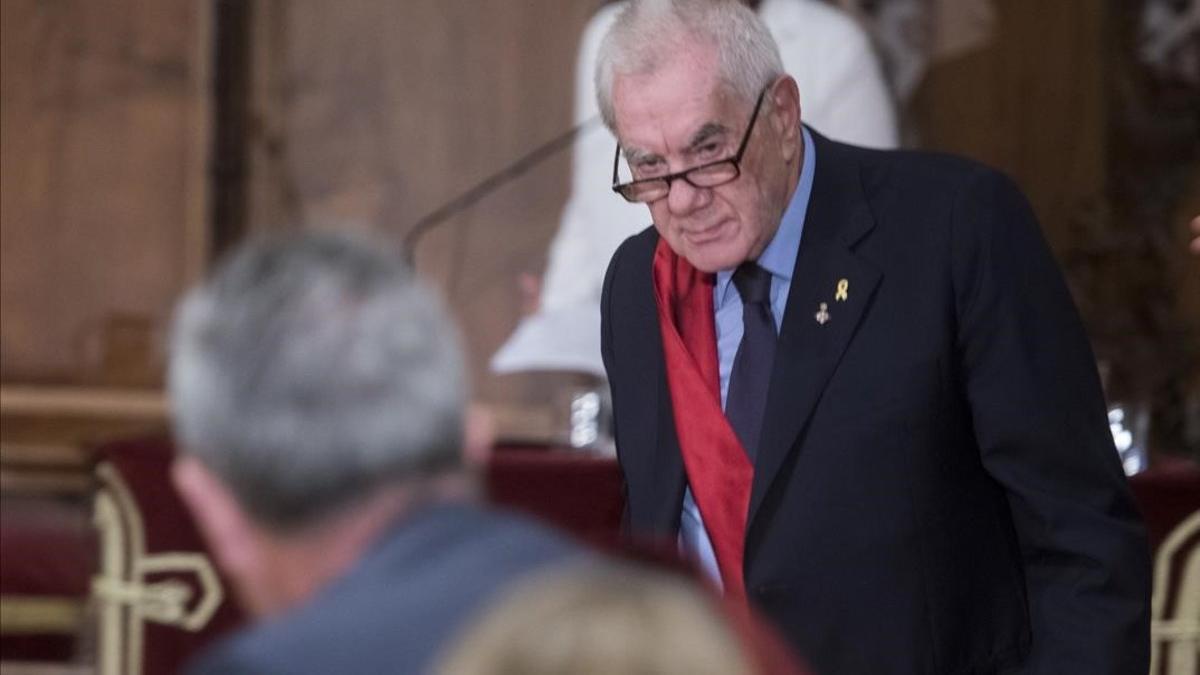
[168,230,467,530]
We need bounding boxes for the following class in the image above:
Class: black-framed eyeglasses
[611,86,769,204]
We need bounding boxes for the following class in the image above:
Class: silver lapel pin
[815,302,830,325]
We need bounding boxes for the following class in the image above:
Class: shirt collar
[715,126,816,307]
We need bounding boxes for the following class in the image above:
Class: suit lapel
[748,133,882,529]
[651,357,687,532]
[625,233,687,534]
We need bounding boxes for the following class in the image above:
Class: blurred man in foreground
[598,1,1150,673]
[168,231,587,674]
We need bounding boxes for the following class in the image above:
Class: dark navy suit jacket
[187,503,584,675]
[601,129,1151,674]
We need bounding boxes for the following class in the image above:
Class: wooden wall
[912,0,1106,253]
[2,0,1194,450]
[237,1,604,412]
[1,0,209,389]
[1,1,604,444]
[912,0,1199,453]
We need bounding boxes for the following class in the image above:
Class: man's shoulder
[615,224,659,258]
[604,225,658,292]
[815,132,1022,217]
[187,505,585,675]
[818,132,991,184]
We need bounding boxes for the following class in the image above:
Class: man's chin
[663,232,749,273]
[681,248,745,274]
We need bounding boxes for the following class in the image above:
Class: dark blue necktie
[726,262,777,461]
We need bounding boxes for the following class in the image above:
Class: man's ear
[769,76,802,162]
[171,455,259,583]
[462,403,495,468]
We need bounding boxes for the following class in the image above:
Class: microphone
[402,116,601,263]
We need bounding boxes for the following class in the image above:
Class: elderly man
[168,231,586,674]
[597,1,1150,673]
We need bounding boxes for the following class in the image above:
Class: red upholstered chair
[1,435,245,675]
[0,493,96,665]
[89,436,245,675]
[79,439,624,675]
[485,444,624,544]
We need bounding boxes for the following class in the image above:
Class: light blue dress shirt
[679,127,816,588]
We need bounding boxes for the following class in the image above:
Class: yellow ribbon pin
[835,278,849,302]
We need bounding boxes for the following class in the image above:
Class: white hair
[168,230,467,530]
[594,0,785,132]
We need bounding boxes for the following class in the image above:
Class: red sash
[651,239,754,599]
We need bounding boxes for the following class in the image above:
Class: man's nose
[666,177,710,216]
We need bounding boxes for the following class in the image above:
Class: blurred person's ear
[171,455,272,616]
[462,404,495,468]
